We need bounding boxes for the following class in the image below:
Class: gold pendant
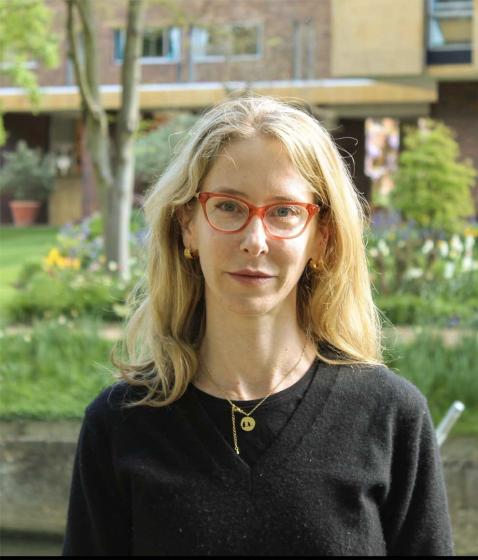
[240,416,255,431]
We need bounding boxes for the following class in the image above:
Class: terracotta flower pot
[8,200,42,226]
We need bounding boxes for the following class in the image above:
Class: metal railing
[432,0,473,18]
[436,401,465,447]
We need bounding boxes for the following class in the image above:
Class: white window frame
[114,27,181,65]
[427,0,473,51]
[191,22,263,63]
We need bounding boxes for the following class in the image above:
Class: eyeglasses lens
[205,197,308,237]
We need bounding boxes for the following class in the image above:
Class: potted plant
[0,140,56,226]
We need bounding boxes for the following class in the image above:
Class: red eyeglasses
[192,191,321,240]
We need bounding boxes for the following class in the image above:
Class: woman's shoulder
[328,358,429,420]
[82,381,151,430]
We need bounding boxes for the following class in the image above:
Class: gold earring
[184,247,196,259]
[308,258,321,271]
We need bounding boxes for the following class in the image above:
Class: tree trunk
[67,0,145,281]
[110,0,145,282]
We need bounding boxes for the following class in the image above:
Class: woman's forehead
[203,185,316,205]
[204,137,315,200]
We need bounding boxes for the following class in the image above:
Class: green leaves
[134,112,200,185]
[391,119,476,235]
[0,140,56,200]
[0,0,59,145]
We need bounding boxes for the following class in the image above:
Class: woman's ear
[310,222,330,263]
[176,203,196,250]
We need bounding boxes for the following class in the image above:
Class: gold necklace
[198,341,307,455]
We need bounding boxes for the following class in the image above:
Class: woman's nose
[239,215,269,255]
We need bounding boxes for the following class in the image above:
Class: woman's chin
[217,293,285,317]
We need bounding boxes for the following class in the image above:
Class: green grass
[0,317,115,419]
[0,226,58,319]
[383,332,478,437]
[0,319,476,437]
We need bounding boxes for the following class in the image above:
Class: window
[192,23,261,60]
[114,27,181,62]
[231,25,260,56]
[427,0,473,64]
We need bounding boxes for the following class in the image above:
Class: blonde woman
[62,96,453,556]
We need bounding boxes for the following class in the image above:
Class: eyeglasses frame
[192,191,321,240]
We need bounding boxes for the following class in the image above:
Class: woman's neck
[194,320,316,401]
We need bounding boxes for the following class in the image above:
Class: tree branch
[115,0,145,162]
[74,0,100,99]
[66,0,103,125]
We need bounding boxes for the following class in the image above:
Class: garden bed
[0,319,476,436]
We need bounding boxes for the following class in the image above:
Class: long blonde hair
[111,94,385,407]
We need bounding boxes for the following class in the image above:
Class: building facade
[1,0,477,224]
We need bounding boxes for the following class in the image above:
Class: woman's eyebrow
[213,187,301,202]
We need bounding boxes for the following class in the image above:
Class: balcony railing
[427,0,473,64]
[432,0,473,18]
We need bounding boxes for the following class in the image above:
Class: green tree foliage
[391,119,476,235]
[134,112,200,185]
[0,0,59,145]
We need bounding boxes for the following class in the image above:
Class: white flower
[405,268,423,279]
[377,239,390,257]
[465,235,475,255]
[108,261,118,272]
[422,239,434,255]
[450,235,464,254]
[58,315,67,325]
[462,256,475,272]
[444,262,455,279]
[368,248,379,258]
[438,240,449,258]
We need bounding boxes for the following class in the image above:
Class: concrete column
[333,118,372,215]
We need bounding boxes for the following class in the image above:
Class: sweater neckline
[190,357,316,409]
[178,356,341,486]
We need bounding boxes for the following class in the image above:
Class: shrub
[6,210,146,323]
[391,119,476,235]
[0,140,56,201]
[366,218,478,326]
[134,112,200,185]
[6,265,141,323]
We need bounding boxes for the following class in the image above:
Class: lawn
[0,226,58,317]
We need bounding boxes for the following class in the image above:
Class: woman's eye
[217,202,239,212]
[273,206,299,217]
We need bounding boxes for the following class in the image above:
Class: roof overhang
[0,78,438,115]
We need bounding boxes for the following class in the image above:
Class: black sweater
[62,357,454,556]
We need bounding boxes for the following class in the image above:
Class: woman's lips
[228,273,274,284]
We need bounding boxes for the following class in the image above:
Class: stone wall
[0,420,476,554]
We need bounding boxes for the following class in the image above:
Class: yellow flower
[43,248,83,270]
[45,248,62,266]
[464,226,478,238]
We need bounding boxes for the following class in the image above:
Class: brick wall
[0,0,331,88]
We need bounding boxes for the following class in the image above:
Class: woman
[62,95,454,556]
